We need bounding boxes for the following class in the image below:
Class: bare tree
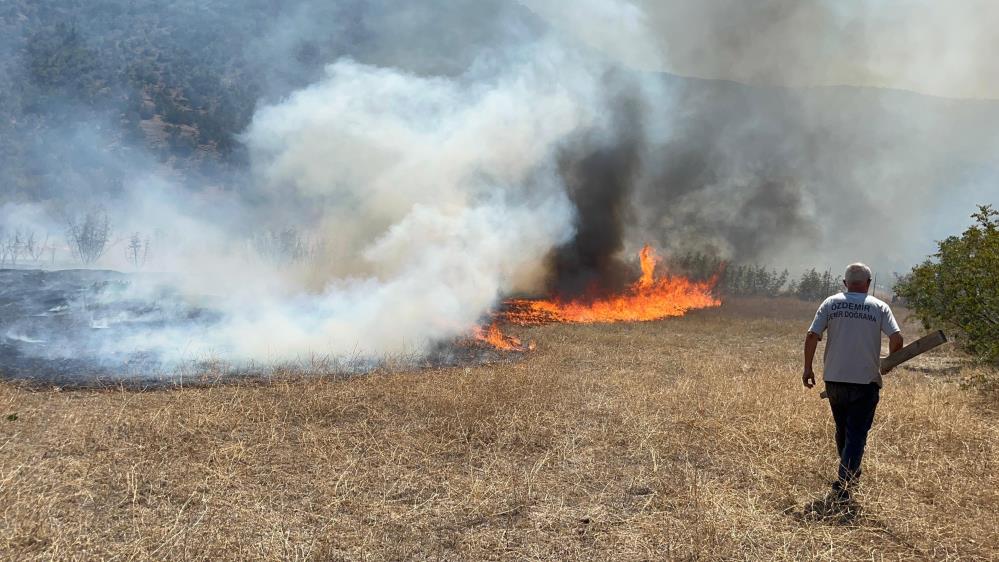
[251,227,326,265]
[125,232,150,269]
[13,231,30,266]
[8,232,22,266]
[0,230,29,267]
[24,232,49,263]
[66,209,112,265]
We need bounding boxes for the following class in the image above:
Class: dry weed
[0,298,996,560]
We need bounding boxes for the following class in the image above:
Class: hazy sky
[524,0,999,100]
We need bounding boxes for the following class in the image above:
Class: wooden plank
[819,330,947,399]
[880,330,948,373]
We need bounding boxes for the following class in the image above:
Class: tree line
[1,210,327,270]
[669,252,840,301]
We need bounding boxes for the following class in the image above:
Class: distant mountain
[1,0,995,275]
[0,0,549,200]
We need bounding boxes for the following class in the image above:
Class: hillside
[0,0,543,200]
[4,0,999,206]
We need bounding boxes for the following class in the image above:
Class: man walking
[803,263,903,501]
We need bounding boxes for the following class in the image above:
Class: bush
[895,205,999,364]
[66,209,112,265]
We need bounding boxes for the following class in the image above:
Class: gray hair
[844,263,872,284]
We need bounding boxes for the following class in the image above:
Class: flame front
[503,244,721,325]
[637,244,656,289]
[472,245,720,350]
[473,322,531,351]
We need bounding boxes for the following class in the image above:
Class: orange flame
[473,322,532,351]
[503,244,721,325]
[637,244,656,289]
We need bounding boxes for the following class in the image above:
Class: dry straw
[1,299,996,560]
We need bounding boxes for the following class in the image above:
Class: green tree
[25,22,102,103]
[896,205,999,363]
[794,268,837,301]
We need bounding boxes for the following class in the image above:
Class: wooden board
[880,330,948,372]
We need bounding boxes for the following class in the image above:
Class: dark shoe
[823,482,860,522]
[803,484,859,522]
[830,480,852,503]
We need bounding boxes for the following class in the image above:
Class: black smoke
[546,74,820,298]
[547,79,645,298]
[636,77,819,261]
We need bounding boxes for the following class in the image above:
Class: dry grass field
[1,298,997,560]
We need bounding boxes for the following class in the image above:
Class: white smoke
[106,38,635,363]
[13,0,995,377]
[219,50,611,358]
[3,1,670,374]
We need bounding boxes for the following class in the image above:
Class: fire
[473,322,532,351]
[503,244,721,325]
[472,245,720,351]
[637,244,656,289]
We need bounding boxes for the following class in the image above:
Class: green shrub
[895,205,999,364]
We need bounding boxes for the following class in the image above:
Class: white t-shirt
[808,292,901,386]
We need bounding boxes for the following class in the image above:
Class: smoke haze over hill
[0,0,996,368]
[536,0,999,100]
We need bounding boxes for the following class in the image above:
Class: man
[803,263,903,501]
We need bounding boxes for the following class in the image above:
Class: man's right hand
[803,332,820,389]
[802,367,816,388]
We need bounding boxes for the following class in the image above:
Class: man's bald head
[844,263,872,293]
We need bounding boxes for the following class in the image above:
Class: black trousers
[825,381,880,485]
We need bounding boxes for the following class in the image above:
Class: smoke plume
[1,0,997,376]
[534,0,999,272]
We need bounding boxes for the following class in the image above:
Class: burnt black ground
[0,269,519,388]
[0,269,219,385]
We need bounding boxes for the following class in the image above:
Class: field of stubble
[1,298,996,560]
